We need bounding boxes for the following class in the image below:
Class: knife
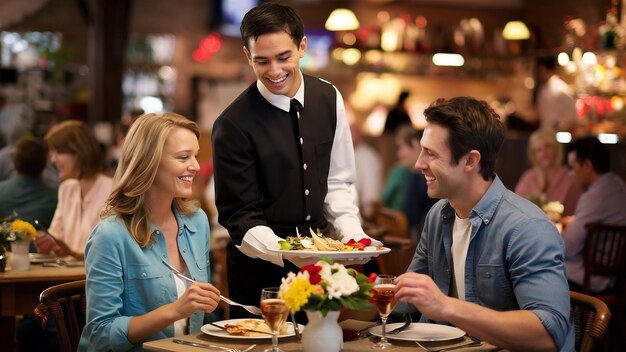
[173,339,233,351]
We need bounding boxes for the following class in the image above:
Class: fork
[161,259,263,316]
[173,339,256,352]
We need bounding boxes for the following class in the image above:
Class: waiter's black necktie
[290,98,302,136]
[290,98,301,119]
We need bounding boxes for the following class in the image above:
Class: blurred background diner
[1,0,625,351]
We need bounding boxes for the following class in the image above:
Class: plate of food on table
[200,319,303,339]
[268,229,390,264]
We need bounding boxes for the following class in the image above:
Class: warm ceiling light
[502,21,530,40]
[432,53,464,67]
[342,48,361,65]
[325,8,360,31]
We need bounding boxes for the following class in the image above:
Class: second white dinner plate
[200,319,303,340]
[369,322,466,342]
[29,253,58,263]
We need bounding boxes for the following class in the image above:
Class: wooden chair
[374,207,409,238]
[583,223,626,295]
[582,223,626,350]
[570,291,612,352]
[34,280,86,352]
[376,235,416,277]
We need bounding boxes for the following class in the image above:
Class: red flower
[367,272,378,283]
[301,264,322,285]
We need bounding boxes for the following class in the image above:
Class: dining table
[0,260,85,350]
[143,320,505,352]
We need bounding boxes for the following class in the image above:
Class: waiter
[212,2,379,318]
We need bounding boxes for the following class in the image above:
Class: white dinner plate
[370,323,466,342]
[29,253,59,263]
[268,247,390,265]
[200,319,304,340]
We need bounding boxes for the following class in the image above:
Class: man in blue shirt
[394,97,574,351]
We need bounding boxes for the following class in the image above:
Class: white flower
[325,265,359,299]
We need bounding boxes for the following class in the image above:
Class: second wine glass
[260,287,289,352]
[371,275,397,350]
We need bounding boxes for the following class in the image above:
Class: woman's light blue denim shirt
[405,176,574,351]
[78,208,211,351]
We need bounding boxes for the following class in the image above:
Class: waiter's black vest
[213,75,339,318]
[216,75,337,240]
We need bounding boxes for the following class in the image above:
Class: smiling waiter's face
[243,30,307,98]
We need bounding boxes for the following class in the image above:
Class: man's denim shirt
[405,176,574,351]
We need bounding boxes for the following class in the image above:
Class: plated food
[201,319,300,340]
[278,228,381,251]
[224,319,286,336]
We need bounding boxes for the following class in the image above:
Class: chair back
[570,291,611,352]
[376,235,416,276]
[374,207,409,238]
[583,223,626,291]
[34,280,87,352]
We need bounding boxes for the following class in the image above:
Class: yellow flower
[12,220,36,241]
[282,276,313,313]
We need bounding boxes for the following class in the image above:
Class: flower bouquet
[279,257,375,316]
[0,217,37,271]
[279,257,376,352]
[542,201,565,223]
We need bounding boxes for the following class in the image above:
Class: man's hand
[394,272,452,322]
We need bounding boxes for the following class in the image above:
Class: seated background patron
[35,120,113,260]
[563,136,626,293]
[0,136,57,228]
[515,128,581,216]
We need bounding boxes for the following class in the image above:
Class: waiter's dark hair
[424,97,505,181]
[240,2,304,49]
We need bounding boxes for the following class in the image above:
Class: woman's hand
[34,231,55,254]
[172,282,221,319]
[34,232,83,260]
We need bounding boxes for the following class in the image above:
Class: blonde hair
[45,120,104,179]
[103,112,200,247]
[527,129,564,191]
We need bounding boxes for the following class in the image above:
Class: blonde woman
[515,129,581,215]
[35,120,113,260]
[78,113,220,351]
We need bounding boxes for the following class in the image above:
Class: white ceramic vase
[10,240,30,271]
[302,310,343,352]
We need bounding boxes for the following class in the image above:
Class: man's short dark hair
[566,136,610,173]
[12,136,48,178]
[240,2,304,49]
[424,97,505,180]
